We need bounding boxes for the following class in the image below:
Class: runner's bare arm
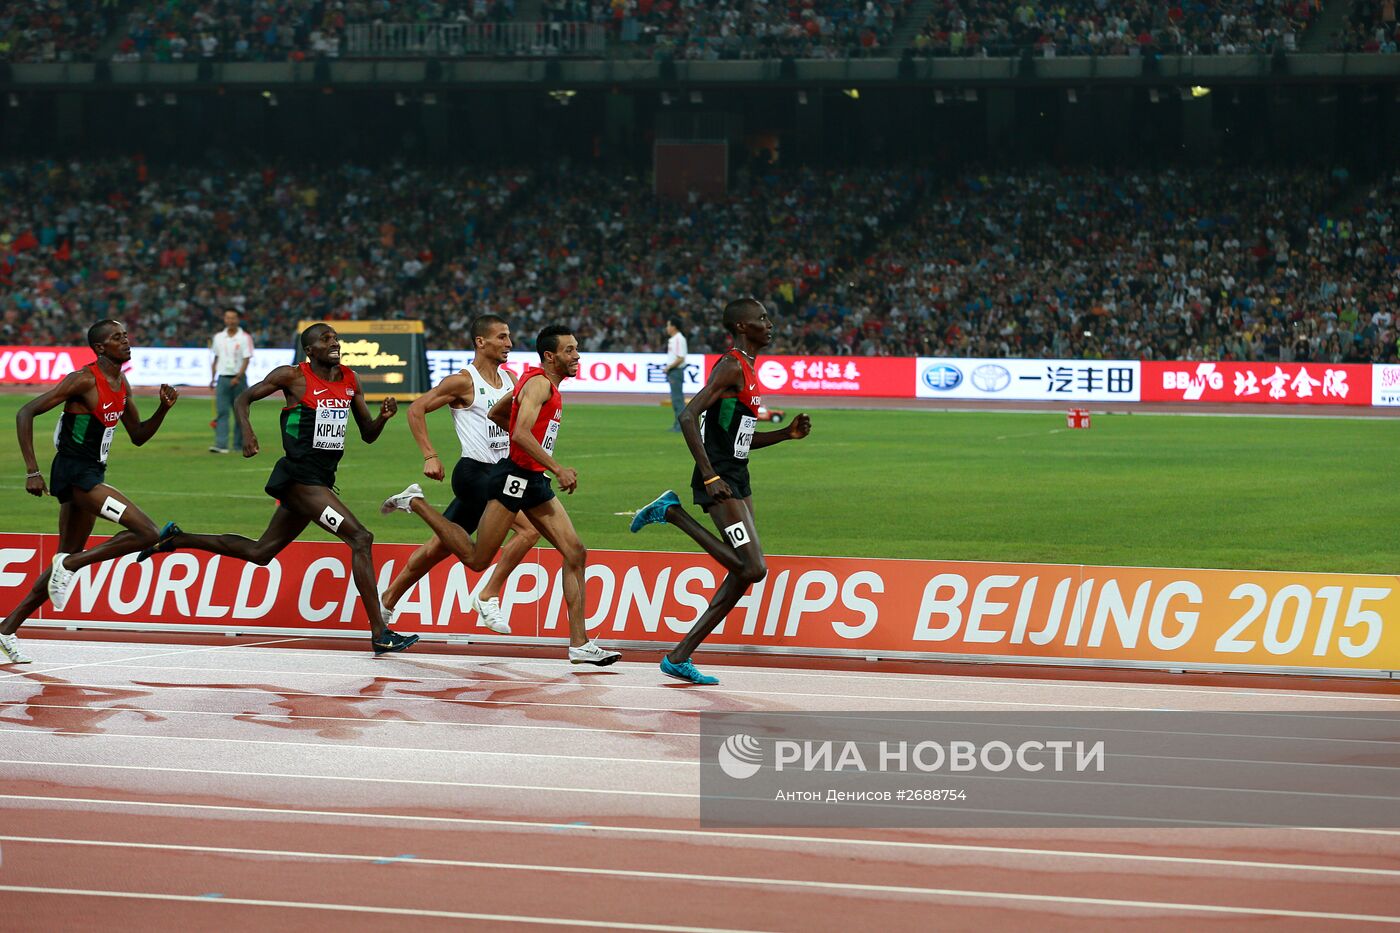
[678,354,743,497]
[121,379,179,446]
[15,368,96,496]
[236,364,298,458]
[487,392,512,433]
[751,412,811,450]
[510,377,573,490]
[408,372,473,480]
[352,385,397,444]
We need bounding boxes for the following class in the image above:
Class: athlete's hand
[423,454,445,482]
[555,466,579,494]
[787,413,811,440]
[708,478,734,502]
[243,433,260,458]
[158,384,179,409]
[25,473,47,497]
[380,398,398,419]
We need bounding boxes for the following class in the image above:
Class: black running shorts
[49,454,107,505]
[442,457,498,532]
[490,460,555,513]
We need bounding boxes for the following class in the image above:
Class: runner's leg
[668,497,765,664]
[1,502,96,635]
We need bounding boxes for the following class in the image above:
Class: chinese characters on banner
[913,358,1141,402]
[0,348,1390,408]
[702,354,916,398]
[1142,362,1373,406]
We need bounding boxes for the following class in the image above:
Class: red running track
[1,630,1398,932]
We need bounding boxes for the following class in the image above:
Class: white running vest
[452,363,515,464]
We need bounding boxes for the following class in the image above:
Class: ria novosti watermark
[699,712,1400,829]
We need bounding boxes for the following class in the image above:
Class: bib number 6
[503,475,527,498]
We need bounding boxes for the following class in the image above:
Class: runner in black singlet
[139,322,418,656]
[2,320,179,664]
[627,299,812,685]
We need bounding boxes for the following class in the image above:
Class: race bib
[541,418,560,455]
[313,404,349,450]
[487,422,510,458]
[733,415,756,461]
[99,426,116,464]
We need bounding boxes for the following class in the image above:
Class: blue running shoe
[630,490,680,533]
[661,655,719,685]
[137,521,182,563]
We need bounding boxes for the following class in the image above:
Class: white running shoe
[380,483,425,515]
[0,632,32,664]
[568,641,621,666]
[48,553,76,611]
[473,594,510,634]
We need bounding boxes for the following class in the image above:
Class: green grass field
[0,393,1394,574]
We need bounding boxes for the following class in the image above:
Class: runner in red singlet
[381,324,621,666]
[2,320,179,664]
[138,322,418,656]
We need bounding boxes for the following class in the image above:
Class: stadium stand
[0,0,119,63]
[1340,0,1400,52]
[1,158,1396,363]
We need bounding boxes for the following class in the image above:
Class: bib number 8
[503,475,527,498]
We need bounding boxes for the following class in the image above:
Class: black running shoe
[372,629,419,656]
[138,521,182,563]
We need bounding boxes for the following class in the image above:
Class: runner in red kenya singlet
[381,324,621,667]
[137,322,419,656]
[2,320,179,664]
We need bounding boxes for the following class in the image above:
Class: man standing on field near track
[378,314,541,636]
[1,320,179,665]
[628,298,811,685]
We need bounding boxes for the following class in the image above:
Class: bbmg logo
[717,734,764,779]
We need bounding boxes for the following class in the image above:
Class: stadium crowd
[910,0,1319,57]
[1,157,1396,364]
[12,0,1396,62]
[0,0,119,63]
[1339,0,1400,52]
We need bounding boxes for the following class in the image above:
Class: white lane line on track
[9,834,1400,900]
[9,794,1400,859]
[0,886,768,932]
[7,830,1400,880]
[25,643,1400,704]
[0,638,307,684]
[21,638,1400,706]
[8,705,1400,772]
[2,773,1400,829]
[2,881,1398,924]
[8,756,1400,834]
[0,759,691,799]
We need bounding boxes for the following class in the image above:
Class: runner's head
[470,314,512,365]
[536,325,579,380]
[722,298,773,350]
[300,322,340,365]
[87,319,130,364]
